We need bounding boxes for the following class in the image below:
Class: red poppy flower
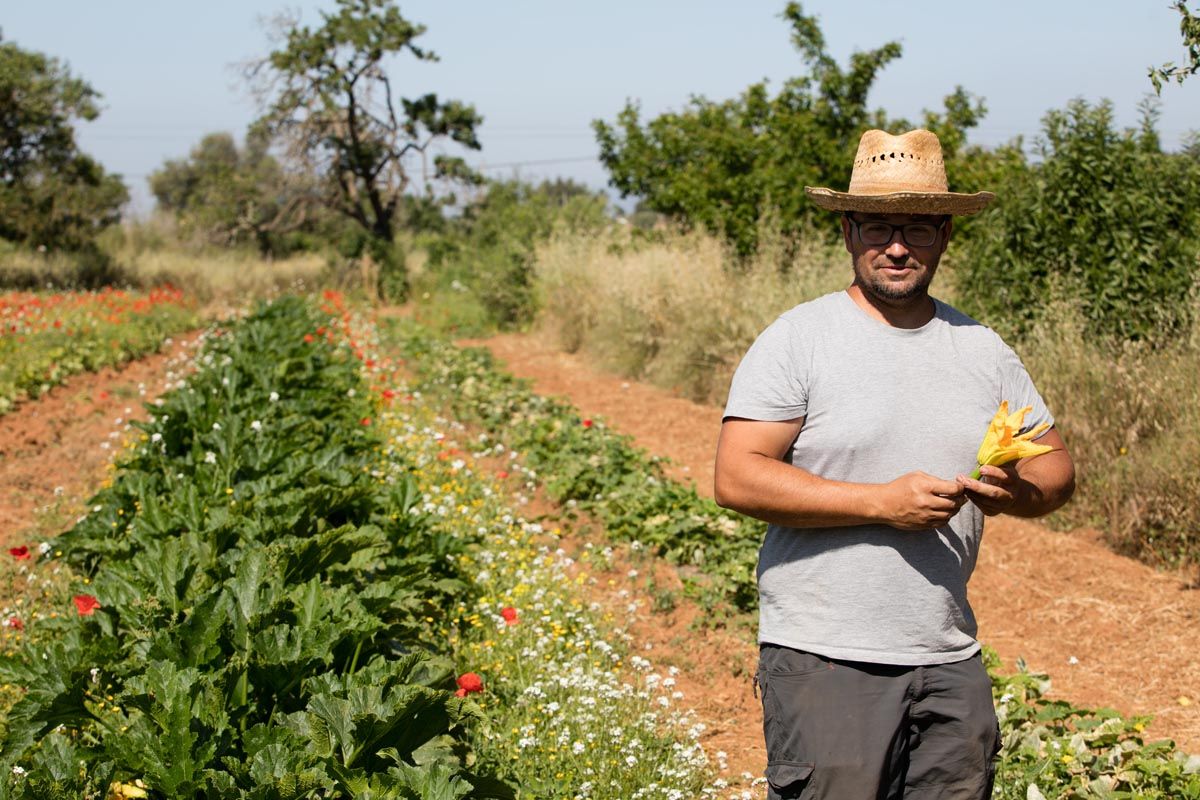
[7,616,23,631]
[303,334,315,343]
[582,419,593,428]
[497,470,509,479]
[500,606,519,626]
[382,389,396,400]
[455,672,484,697]
[73,594,101,616]
[360,417,371,426]
[8,546,31,560]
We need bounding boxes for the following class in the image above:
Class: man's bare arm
[714,417,966,531]
[956,427,1075,517]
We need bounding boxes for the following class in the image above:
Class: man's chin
[864,279,931,304]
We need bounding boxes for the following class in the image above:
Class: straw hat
[805,129,994,215]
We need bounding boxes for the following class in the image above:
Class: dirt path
[467,330,1200,763]
[0,333,203,546]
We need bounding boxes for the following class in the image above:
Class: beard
[855,259,935,303]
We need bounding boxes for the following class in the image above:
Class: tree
[593,2,984,256]
[1150,1,1200,94]
[248,0,483,297]
[955,99,1200,340]
[0,34,127,251]
[149,129,317,256]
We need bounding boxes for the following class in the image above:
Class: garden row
[0,296,726,799]
[387,323,1200,800]
[0,287,196,415]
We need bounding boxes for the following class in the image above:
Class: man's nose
[885,237,909,258]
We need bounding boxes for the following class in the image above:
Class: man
[713,129,1075,799]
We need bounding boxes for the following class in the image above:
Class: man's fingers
[928,477,965,497]
[929,494,965,511]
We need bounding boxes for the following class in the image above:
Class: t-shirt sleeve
[723,316,809,421]
[997,339,1054,436]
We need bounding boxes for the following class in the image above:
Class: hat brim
[804,187,995,216]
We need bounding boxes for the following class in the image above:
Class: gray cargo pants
[756,644,1001,799]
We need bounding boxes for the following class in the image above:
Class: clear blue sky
[5,1,1198,214]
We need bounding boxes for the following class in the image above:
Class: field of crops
[0,291,1198,799]
[0,287,196,416]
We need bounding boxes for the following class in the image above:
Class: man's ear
[840,215,853,253]
[940,216,954,254]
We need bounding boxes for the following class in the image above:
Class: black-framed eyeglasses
[847,215,947,248]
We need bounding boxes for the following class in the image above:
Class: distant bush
[418,179,608,330]
[955,99,1200,340]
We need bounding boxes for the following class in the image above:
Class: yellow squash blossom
[971,401,1053,479]
[107,781,148,799]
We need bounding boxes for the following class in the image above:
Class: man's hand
[955,464,1019,516]
[954,428,1075,518]
[879,471,967,530]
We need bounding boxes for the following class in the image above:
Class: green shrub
[955,99,1200,340]
[420,180,608,330]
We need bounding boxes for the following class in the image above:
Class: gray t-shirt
[724,291,1052,666]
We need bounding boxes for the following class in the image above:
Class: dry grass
[118,248,328,305]
[1019,292,1200,569]
[1,232,329,307]
[534,226,847,403]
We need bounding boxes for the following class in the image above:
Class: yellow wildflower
[971,401,1053,479]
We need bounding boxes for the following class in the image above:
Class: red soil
[0,334,203,544]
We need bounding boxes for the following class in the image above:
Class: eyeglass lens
[857,221,939,247]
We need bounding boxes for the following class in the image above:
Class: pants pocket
[765,760,814,795]
[757,656,823,797]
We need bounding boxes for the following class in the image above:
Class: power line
[472,156,597,170]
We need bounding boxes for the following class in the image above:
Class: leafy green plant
[987,649,1200,798]
[0,296,513,798]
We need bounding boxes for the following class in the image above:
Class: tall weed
[534,226,847,403]
[1020,290,1200,568]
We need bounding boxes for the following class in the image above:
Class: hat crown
[848,129,948,196]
